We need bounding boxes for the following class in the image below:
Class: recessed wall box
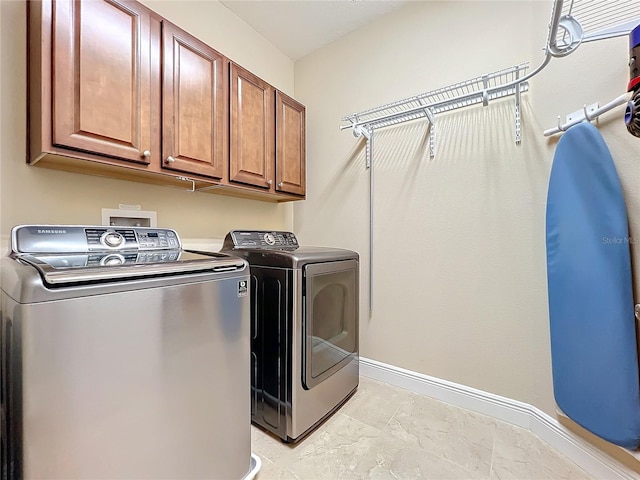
[101,208,157,228]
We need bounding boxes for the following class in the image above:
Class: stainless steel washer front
[1,225,254,480]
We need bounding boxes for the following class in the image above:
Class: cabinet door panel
[275,92,305,196]
[52,0,159,164]
[162,22,227,179]
[230,64,274,189]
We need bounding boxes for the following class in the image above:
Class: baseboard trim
[360,357,637,480]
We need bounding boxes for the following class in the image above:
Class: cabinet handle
[267,180,273,186]
[278,182,284,188]
[166,156,176,164]
[142,150,151,158]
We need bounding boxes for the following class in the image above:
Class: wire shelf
[575,0,639,38]
[550,0,640,56]
[341,63,529,132]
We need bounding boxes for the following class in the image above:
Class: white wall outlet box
[101,208,157,228]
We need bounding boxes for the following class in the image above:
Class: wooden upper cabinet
[275,91,305,196]
[28,0,306,201]
[162,22,227,180]
[50,0,160,165]
[229,63,275,190]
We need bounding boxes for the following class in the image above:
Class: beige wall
[2,0,639,421]
[0,0,3,249]
[294,0,640,416]
[0,0,295,245]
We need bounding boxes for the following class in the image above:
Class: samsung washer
[1,225,259,479]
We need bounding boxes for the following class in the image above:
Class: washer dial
[263,233,276,245]
[101,231,125,248]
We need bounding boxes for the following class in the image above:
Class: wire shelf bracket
[352,124,372,168]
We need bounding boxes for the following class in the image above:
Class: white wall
[0,0,295,247]
[294,0,640,416]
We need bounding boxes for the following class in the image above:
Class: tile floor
[251,376,594,480]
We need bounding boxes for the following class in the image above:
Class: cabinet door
[275,92,306,196]
[229,63,275,190]
[162,22,227,179]
[52,0,160,165]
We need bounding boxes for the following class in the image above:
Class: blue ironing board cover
[546,122,640,449]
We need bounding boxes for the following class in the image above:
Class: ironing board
[546,122,640,449]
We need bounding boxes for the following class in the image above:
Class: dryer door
[302,259,358,389]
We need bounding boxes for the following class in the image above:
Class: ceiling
[220,0,408,61]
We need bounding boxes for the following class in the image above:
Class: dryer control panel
[223,230,299,249]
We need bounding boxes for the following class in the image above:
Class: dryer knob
[264,233,276,245]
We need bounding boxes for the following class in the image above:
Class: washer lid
[17,250,245,286]
[8,226,245,287]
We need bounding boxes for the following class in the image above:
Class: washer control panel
[136,230,179,250]
[224,230,299,249]
[12,225,182,254]
[87,227,179,251]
